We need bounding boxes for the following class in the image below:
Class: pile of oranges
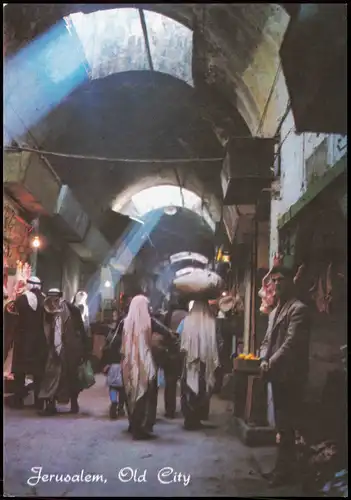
[237,353,260,360]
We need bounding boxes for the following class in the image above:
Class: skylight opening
[118,185,215,232]
[68,7,193,85]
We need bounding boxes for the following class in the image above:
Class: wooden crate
[244,375,268,427]
[233,358,260,375]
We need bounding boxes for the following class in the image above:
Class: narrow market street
[5,375,297,498]
[3,3,347,498]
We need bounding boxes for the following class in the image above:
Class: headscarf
[24,276,42,311]
[45,288,64,355]
[121,295,156,414]
[180,300,220,395]
[72,290,89,330]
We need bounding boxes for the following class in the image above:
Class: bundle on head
[173,268,223,301]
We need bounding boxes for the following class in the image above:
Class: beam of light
[85,210,163,318]
[4,19,89,144]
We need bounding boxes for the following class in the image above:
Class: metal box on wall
[53,185,90,242]
[4,152,61,215]
[221,138,275,205]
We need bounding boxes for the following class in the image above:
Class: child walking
[102,310,126,419]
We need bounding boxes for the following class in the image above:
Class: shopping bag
[78,360,96,390]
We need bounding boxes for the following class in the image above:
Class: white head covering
[181,300,219,395]
[73,290,88,305]
[45,288,63,355]
[72,290,89,328]
[27,276,42,290]
[24,276,42,310]
[121,295,156,414]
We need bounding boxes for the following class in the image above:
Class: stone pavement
[4,374,302,497]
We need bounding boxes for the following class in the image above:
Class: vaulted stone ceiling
[25,71,240,223]
[4,3,294,225]
[4,3,292,139]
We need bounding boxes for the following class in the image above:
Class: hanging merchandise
[309,261,346,315]
[5,261,32,316]
[228,284,244,315]
[3,253,9,301]
[13,261,32,298]
[258,253,283,315]
[4,196,32,268]
[320,469,348,497]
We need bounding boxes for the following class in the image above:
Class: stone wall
[268,110,347,399]
[269,109,347,265]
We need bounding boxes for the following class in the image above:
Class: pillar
[29,217,40,275]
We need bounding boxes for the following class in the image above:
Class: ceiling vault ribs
[138,8,154,72]
[173,167,185,207]
[3,3,300,223]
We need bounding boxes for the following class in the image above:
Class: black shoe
[262,469,276,481]
[268,471,297,487]
[117,406,126,417]
[133,430,154,440]
[183,421,202,431]
[164,412,175,419]
[70,400,79,414]
[39,401,57,416]
[12,397,24,409]
[109,403,118,420]
[34,399,44,411]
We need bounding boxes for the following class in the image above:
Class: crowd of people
[4,264,314,489]
[101,293,221,439]
[4,277,224,441]
[6,280,92,415]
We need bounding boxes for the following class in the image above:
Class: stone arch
[111,171,222,227]
[4,4,292,140]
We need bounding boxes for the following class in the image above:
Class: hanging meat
[325,263,333,314]
[314,274,327,313]
[293,263,305,285]
[310,262,341,315]
[258,274,276,315]
[258,253,283,315]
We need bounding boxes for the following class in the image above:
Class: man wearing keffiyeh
[38,288,89,416]
[11,276,47,410]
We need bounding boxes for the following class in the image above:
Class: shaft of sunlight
[85,210,163,317]
[4,19,89,144]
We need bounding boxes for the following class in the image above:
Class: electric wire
[4,145,225,163]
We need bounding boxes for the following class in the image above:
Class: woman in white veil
[121,295,157,440]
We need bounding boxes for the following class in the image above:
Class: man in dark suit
[259,265,311,487]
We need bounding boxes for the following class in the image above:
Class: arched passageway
[4,3,291,143]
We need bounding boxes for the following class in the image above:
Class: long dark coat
[259,297,311,385]
[11,291,47,375]
[39,301,88,403]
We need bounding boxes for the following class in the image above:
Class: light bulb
[164,206,177,216]
[104,280,112,288]
[31,236,41,249]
